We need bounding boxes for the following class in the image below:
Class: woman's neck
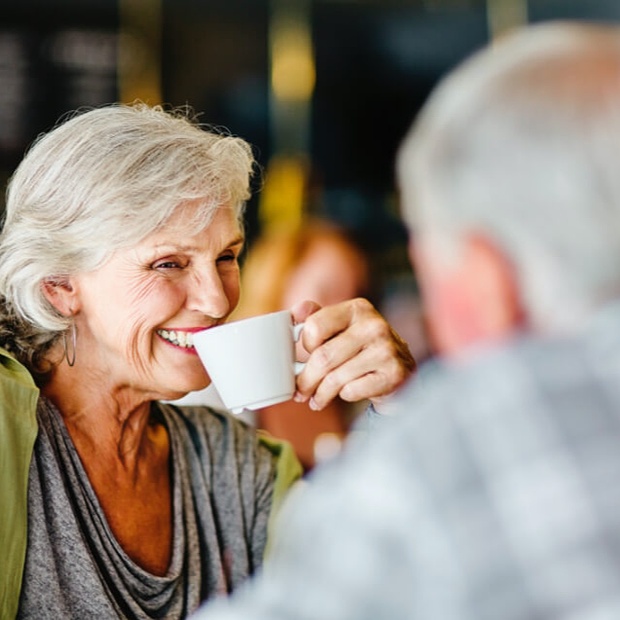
[41,360,158,470]
[40,359,173,575]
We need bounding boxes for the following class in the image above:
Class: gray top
[18,399,277,619]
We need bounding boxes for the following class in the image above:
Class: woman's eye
[153,259,182,270]
[217,252,237,265]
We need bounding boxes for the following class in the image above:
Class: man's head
[397,22,620,356]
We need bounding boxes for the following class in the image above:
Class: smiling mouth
[157,329,195,349]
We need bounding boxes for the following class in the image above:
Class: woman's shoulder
[0,348,39,620]
[0,345,39,444]
[0,346,39,390]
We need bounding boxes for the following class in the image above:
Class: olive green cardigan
[0,347,301,619]
[0,348,39,619]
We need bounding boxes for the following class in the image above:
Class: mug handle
[293,322,305,375]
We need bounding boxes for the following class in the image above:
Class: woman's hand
[291,298,416,411]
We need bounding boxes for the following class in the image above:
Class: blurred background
[3,0,620,284]
[3,0,619,467]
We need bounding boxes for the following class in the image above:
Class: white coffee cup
[192,310,304,414]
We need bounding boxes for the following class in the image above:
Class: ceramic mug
[192,310,304,414]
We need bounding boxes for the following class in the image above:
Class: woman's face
[69,203,244,400]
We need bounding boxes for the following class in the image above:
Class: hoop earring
[63,321,77,367]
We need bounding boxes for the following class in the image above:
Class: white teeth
[158,329,194,348]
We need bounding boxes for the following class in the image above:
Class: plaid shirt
[193,302,620,620]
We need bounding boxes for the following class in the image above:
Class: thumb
[290,299,322,324]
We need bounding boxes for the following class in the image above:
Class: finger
[290,299,322,325]
[298,319,415,408]
[292,301,363,399]
[301,345,366,408]
[341,341,415,402]
[295,314,372,397]
[296,299,410,396]
[308,337,414,410]
[297,297,374,354]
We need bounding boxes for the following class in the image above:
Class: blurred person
[234,221,373,470]
[191,21,620,620]
[0,103,415,618]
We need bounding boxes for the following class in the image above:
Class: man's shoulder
[303,327,620,546]
[392,330,618,422]
[354,330,620,486]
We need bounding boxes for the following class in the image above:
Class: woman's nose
[186,269,230,319]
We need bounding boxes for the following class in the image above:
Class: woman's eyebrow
[149,235,245,253]
[227,235,245,248]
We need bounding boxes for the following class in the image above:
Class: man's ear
[462,235,525,340]
[41,276,78,317]
[411,233,525,357]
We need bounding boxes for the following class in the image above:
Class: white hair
[397,21,620,332]
[0,102,255,371]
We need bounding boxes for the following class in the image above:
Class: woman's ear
[41,276,78,316]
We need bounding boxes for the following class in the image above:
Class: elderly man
[192,21,620,619]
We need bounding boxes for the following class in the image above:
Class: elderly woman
[0,103,414,618]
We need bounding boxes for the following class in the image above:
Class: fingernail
[293,391,306,403]
[309,397,321,411]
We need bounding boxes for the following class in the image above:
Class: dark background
[2,0,620,293]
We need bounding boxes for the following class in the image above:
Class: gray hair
[397,22,620,333]
[0,102,255,371]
